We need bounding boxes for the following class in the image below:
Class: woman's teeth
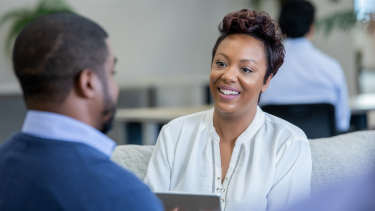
[220,88,239,95]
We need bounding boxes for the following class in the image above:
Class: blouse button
[225,177,228,181]
[221,198,224,203]
[217,177,220,180]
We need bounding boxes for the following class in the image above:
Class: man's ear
[305,24,315,40]
[261,74,273,93]
[75,69,100,99]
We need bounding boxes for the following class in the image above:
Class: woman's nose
[221,67,238,83]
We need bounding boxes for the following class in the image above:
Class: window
[355,0,375,21]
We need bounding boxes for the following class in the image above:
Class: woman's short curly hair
[212,9,285,83]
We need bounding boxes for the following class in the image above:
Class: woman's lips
[217,87,240,100]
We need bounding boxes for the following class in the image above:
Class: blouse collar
[205,106,265,145]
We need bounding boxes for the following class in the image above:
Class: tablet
[155,191,222,211]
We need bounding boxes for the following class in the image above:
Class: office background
[0,0,374,144]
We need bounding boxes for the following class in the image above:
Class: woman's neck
[213,105,258,144]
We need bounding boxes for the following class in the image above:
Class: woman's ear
[261,74,273,93]
[75,69,100,99]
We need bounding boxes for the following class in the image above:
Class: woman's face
[210,34,271,116]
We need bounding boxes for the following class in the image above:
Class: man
[0,13,163,211]
[259,0,351,132]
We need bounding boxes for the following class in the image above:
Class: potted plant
[0,0,75,54]
[249,0,375,35]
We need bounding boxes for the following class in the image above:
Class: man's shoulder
[66,153,163,210]
[285,40,341,69]
[309,45,341,69]
[0,134,163,211]
[91,158,151,191]
[0,133,149,192]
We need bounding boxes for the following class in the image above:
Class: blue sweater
[0,133,163,211]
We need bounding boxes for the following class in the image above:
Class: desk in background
[113,93,375,145]
[113,105,213,145]
[350,93,375,131]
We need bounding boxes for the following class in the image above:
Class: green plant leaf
[0,8,32,27]
[315,9,357,36]
[0,0,75,55]
[249,0,263,9]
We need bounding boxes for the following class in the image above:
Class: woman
[145,9,311,211]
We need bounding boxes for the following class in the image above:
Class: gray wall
[0,0,249,93]
[0,0,360,95]
[0,96,26,143]
[0,0,368,144]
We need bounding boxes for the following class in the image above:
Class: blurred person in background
[0,13,163,211]
[280,8,375,208]
[146,9,311,211]
[259,0,351,132]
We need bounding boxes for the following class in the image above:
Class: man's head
[279,0,315,38]
[13,13,119,133]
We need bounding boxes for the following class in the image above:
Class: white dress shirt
[259,38,350,132]
[22,110,116,157]
[145,107,312,211]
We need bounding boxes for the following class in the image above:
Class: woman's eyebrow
[216,53,229,60]
[240,59,257,64]
[217,53,257,64]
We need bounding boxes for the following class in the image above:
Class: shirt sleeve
[144,125,174,191]
[111,189,164,211]
[266,138,312,211]
[333,63,351,132]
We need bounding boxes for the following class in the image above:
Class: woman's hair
[212,9,285,83]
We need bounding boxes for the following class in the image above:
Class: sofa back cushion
[111,145,154,180]
[309,131,375,194]
[111,131,375,193]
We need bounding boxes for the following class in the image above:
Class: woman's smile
[217,85,241,100]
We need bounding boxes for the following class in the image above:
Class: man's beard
[101,105,116,134]
[100,84,117,134]
[98,73,117,134]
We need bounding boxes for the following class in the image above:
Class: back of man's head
[279,0,315,38]
[13,13,108,104]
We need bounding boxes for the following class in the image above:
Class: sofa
[111,130,375,194]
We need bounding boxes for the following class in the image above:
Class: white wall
[354,28,375,70]
[0,0,249,95]
[0,1,30,94]
[0,0,359,97]
[311,0,357,96]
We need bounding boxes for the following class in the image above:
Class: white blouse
[145,107,312,211]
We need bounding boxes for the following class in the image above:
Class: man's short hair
[13,13,108,103]
[278,0,315,38]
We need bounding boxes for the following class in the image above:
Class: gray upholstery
[111,131,375,193]
[111,145,154,180]
[309,131,375,193]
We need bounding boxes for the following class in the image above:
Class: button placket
[216,178,223,194]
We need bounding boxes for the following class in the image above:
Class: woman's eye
[242,68,252,73]
[216,61,227,67]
